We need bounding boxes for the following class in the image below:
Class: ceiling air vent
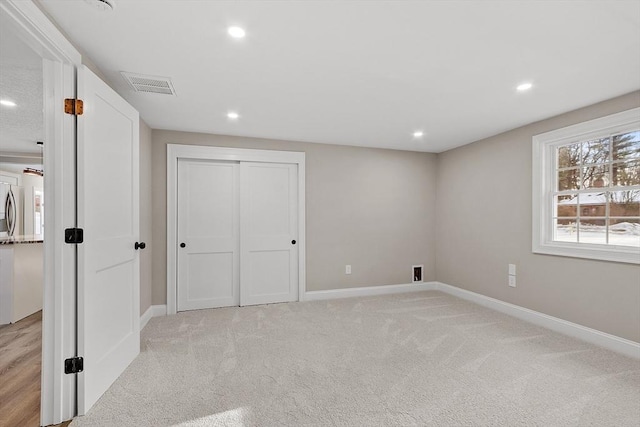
[120,72,176,96]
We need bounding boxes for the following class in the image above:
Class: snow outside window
[533,108,640,264]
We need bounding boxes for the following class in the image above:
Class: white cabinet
[0,241,43,324]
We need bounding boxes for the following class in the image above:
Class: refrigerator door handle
[4,191,10,234]
[6,189,16,236]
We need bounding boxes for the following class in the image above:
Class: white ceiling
[39,0,640,153]
[0,21,43,156]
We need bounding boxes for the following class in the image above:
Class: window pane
[609,190,640,217]
[581,138,609,165]
[556,194,577,217]
[580,204,605,217]
[578,219,607,245]
[582,164,609,189]
[554,218,577,242]
[612,160,640,186]
[558,168,579,191]
[612,131,640,161]
[609,218,640,247]
[577,192,607,216]
[558,144,581,169]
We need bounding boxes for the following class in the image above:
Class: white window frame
[533,107,640,264]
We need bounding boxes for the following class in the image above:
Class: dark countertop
[0,235,44,245]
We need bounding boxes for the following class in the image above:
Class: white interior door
[77,65,140,414]
[177,160,240,311]
[240,162,298,306]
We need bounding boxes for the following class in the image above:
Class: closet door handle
[180,243,186,248]
[291,240,296,245]
[134,242,146,250]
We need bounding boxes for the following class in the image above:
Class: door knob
[291,240,296,245]
[134,242,146,250]
[180,243,186,248]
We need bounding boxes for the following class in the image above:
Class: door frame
[166,144,306,315]
[0,0,81,425]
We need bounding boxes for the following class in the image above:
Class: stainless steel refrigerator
[0,183,22,237]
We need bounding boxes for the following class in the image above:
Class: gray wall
[139,119,153,314]
[435,91,640,342]
[151,131,438,305]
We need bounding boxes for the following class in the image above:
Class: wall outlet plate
[412,265,424,283]
[508,275,516,287]
[345,265,351,275]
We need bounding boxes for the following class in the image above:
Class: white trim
[303,280,639,359]
[152,304,167,317]
[435,282,640,359]
[532,107,640,265]
[140,304,167,330]
[534,108,640,144]
[304,282,438,301]
[0,1,81,64]
[167,145,306,315]
[0,1,82,425]
[140,306,153,330]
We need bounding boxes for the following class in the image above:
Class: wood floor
[0,311,71,427]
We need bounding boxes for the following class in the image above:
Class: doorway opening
[1,2,80,425]
[0,19,46,426]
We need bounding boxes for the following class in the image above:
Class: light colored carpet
[71,291,640,426]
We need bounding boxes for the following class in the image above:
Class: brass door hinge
[64,98,84,115]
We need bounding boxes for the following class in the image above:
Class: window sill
[533,241,640,264]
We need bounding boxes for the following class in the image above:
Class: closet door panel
[177,160,239,311]
[240,162,298,306]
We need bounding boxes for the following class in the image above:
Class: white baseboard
[140,306,153,330]
[151,304,167,317]
[303,280,638,359]
[140,304,167,330]
[303,282,437,301]
[434,282,640,360]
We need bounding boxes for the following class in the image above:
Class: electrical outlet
[345,265,351,275]
[508,275,516,287]
[508,264,516,276]
[412,265,423,283]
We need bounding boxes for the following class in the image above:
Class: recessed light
[413,131,424,138]
[517,82,533,92]
[0,99,16,107]
[228,26,246,39]
[227,111,240,120]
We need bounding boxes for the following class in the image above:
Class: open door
[76,65,140,414]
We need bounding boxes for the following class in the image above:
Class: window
[533,108,640,264]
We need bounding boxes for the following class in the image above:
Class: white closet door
[240,162,298,306]
[177,160,239,311]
